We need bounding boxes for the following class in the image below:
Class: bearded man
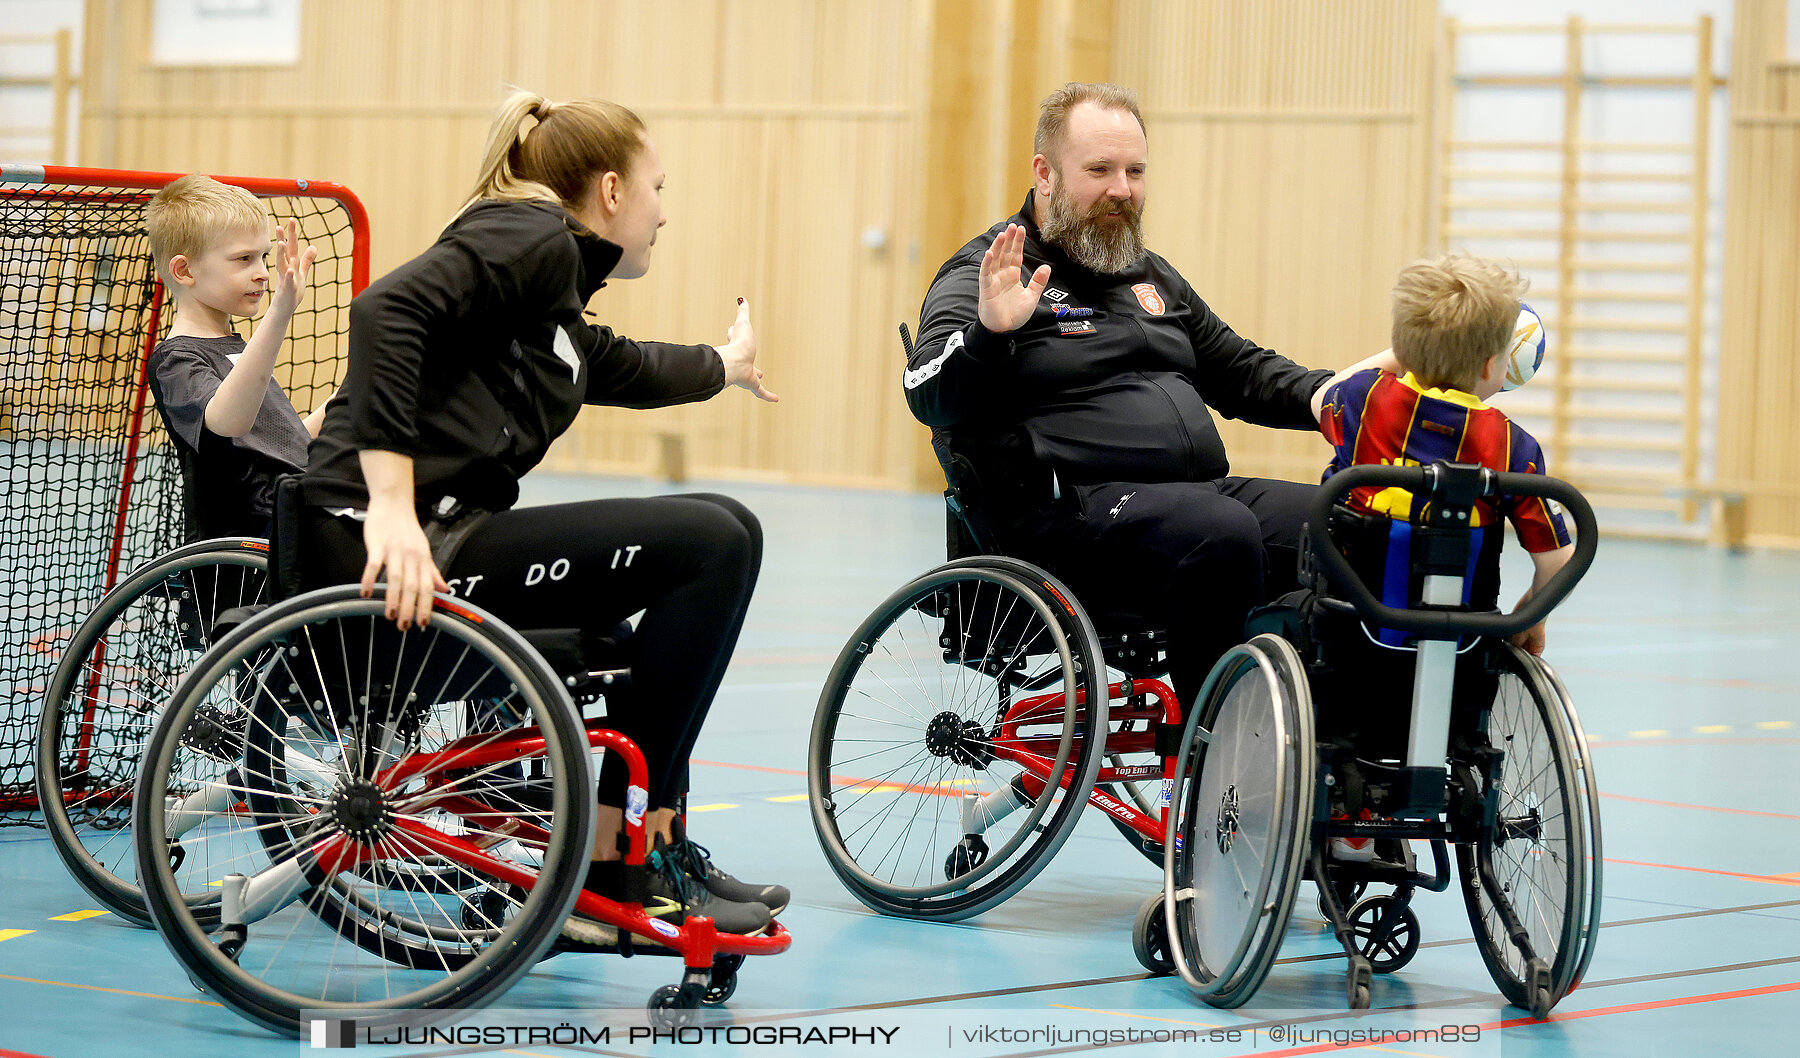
[905,82,1383,700]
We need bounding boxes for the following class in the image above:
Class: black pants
[302,494,761,810]
[1000,477,1315,704]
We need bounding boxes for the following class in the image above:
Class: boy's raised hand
[268,218,317,319]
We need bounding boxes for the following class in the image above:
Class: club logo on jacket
[1131,283,1165,316]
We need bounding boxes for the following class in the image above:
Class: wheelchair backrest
[1324,503,1503,648]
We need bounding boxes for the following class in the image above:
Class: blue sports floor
[2,473,1796,1057]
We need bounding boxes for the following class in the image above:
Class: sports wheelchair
[37,536,273,924]
[123,527,787,1035]
[810,409,1189,918]
[1137,462,1601,1018]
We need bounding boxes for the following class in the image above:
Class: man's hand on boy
[268,218,317,319]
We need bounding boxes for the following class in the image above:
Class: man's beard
[1039,181,1146,274]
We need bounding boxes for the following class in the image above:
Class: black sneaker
[666,827,791,916]
[561,849,772,943]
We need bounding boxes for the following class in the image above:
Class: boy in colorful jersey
[1316,253,1575,656]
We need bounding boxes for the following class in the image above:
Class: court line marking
[1047,1002,1225,1028]
[982,968,1800,1058]
[0,1047,60,1058]
[1556,666,1800,695]
[47,910,108,922]
[0,930,35,943]
[761,903,1800,1024]
[10,902,1800,1028]
[1203,980,1800,1058]
[1590,736,1800,749]
[687,803,738,813]
[0,971,220,1006]
[1603,857,1800,888]
[1599,791,1800,823]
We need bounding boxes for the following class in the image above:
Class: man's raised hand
[977,223,1051,334]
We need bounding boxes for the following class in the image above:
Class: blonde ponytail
[461,89,648,216]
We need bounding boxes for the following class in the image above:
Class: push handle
[1306,463,1597,637]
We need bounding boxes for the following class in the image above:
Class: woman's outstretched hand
[717,297,778,403]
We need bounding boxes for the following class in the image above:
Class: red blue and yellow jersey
[1319,369,1571,553]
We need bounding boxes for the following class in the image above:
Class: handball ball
[1502,302,1546,392]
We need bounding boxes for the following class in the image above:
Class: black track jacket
[305,199,724,512]
[907,193,1331,497]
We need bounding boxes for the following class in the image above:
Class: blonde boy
[1317,253,1575,654]
[144,174,327,540]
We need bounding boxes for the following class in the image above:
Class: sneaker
[560,848,773,945]
[668,821,791,915]
[1329,809,1374,863]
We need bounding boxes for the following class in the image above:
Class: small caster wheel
[944,835,989,880]
[1347,894,1420,974]
[1346,955,1373,1009]
[1525,957,1554,1020]
[1131,893,1174,975]
[1316,875,1365,919]
[648,983,701,1029]
[704,954,744,1005]
[462,885,513,932]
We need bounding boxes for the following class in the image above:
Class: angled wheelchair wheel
[809,560,1107,920]
[1529,653,1603,995]
[36,538,270,925]
[134,587,594,1036]
[1456,642,1592,1016]
[1165,634,1315,1008]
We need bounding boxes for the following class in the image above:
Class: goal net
[0,164,368,819]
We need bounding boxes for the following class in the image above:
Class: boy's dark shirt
[147,333,310,540]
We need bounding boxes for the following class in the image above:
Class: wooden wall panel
[80,0,930,489]
[77,0,1443,494]
[1113,0,1439,482]
[1720,0,1800,547]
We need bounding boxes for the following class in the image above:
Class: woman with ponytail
[300,90,785,941]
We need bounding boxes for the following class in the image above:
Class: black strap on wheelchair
[269,473,306,602]
[1153,721,1184,759]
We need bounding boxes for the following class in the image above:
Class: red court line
[1604,857,1800,888]
[1557,666,1800,695]
[1215,980,1800,1058]
[1590,737,1800,749]
[0,1048,60,1058]
[1600,791,1800,823]
[693,758,807,777]
[692,757,966,798]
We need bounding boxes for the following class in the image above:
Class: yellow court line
[49,910,110,922]
[1630,729,1669,738]
[766,794,809,803]
[0,971,221,1007]
[1048,1003,1225,1029]
[1694,725,1733,734]
[1758,721,1794,730]
[0,929,36,942]
[688,803,739,812]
